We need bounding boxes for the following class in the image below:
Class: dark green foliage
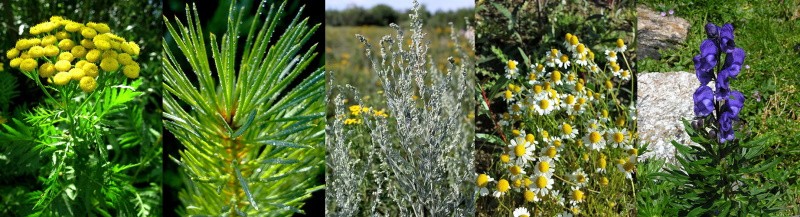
[658,120,788,216]
[326,4,473,28]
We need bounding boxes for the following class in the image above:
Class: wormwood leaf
[234,161,259,211]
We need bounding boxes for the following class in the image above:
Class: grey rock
[637,6,691,60]
[637,72,702,163]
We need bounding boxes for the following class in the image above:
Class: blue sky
[326,0,474,12]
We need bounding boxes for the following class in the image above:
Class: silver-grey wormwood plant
[326,1,476,216]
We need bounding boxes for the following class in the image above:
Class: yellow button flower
[6,48,20,59]
[79,76,97,93]
[44,45,60,57]
[39,62,56,78]
[19,58,38,72]
[69,68,85,81]
[122,63,140,79]
[100,58,120,72]
[53,72,71,85]
[54,60,72,72]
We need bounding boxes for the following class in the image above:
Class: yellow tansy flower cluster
[342,104,390,125]
[6,16,141,93]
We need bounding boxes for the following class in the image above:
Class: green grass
[638,0,800,214]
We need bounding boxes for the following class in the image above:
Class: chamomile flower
[499,113,512,126]
[546,49,561,68]
[569,186,585,205]
[570,168,589,187]
[617,155,636,180]
[499,154,512,165]
[533,63,546,74]
[525,133,537,145]
[505,60,519,79]
[513,207,531,217]
[563,33,575,50]
[475,173,495,196]
[559,122,578,139]
[587,63,600,74]
[606,128,629,148]
[619,69,631,81]
[539,129,552,143]
[605,50,618,62]
[503,89,515,103]
[564,72,577,86]
[609,61,623,77]
[566,34,580,51]
[555,54,570,69]
[550,189,566,206]
[534,156,555,176]
[540,145,560,161]
[523,190,540,202]
[527,71,540,85]
[508,164,527,180]
[547,70,565,85]
[530,173,554,196]
[596,153,607,173]
[532,97,554,115]
[583,128,606,151]
[573,43,588,58]
[598,109,610,122]
[614,38,627,53]
[509,102,525,116]
[574,53,588,67]
[509,136,535,164]
[494,179,511,198]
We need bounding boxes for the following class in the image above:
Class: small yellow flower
[122,64,140,78]
[9,58,22,68]
[81,27,98,38]
[19,58,38,72]
[494,179,510,197]
[348,105,362,116]
[6,48,20,59]
[58,39,76,51]
[41,35,58,46]
[82,63,99,77]
[54,60,72,72]
[71,46,88,58]
[86,49,102,62]
[39,62,56,78]
[500,154,510,164]
[69,68,86,81]
[79,76,97,92]
[28,46,44,58]
[100,57,120,72]
[53,72,71,85]
[58,52,75,62]
[94,39,112,50]
[81,39,95,49]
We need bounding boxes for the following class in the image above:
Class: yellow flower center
[575,83,585,92]
[621,70,630,77]
[553,140,562,147]
[567,73,576,82]
[569,35,579,45]
[598,157,607,168]
[559,55,569,63]
[533,85,543,94]
[545,146,557,158]
[508,60,517,70]
[525,134,535,143]
[565,33,573,42]
[624,161,635,172]
[613,132,625,143]
[536,175,548,188]
[510,165,522,175]
[514,144,526,157]
[504,89,513,100]
[582,153,590,161]
[538,161,550,173]
[616,38,625,48]
[512,104,521,112]
[577,43,586,54]
[497,179,510,193]
[538,99,550,110]
[552,70,562,81]
[601,177,609,186]
[477,174,489,187]
[572,189,585,201]
[562,123,573,135]
[513,179,522,188]
[589,131,602,143]
[512,129,521,136]
[609,51,617,58]
[524,190,536,202]
[565,95,575,105]
[605,80,614,89]
[550,49,559,57]
[602,109,609,118]
[541,130,549,139]
[543,82,551,90]
[628,148,638,156]
[616,116,626,127]
[500,154,510,163]
[536,64,544,72]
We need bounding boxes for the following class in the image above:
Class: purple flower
[693,85,715,117]
[693,39,718,85]
[669,9,675,15]
[720,24,737,53]
[661,11,667,17]
[693,23,746,143]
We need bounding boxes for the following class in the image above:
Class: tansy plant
[162,0,324,215]
[657,23,786,216]
[476,32,637,216]
[0,16,156,216]
[326,1,475,215]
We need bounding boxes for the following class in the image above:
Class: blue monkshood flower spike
[693,22,745,143]
[693,85,715,117]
